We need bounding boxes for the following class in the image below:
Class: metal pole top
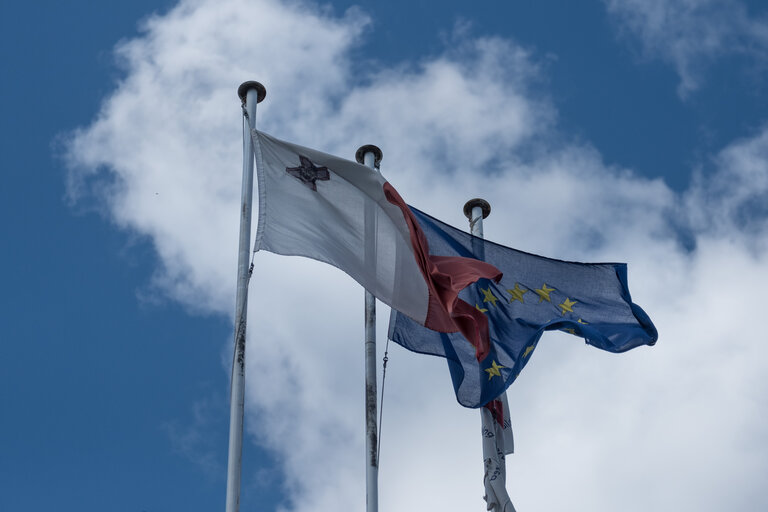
[463,198,491,220]
[355,144,383,168]
[237,81,267,105]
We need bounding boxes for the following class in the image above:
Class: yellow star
[564,328,576,334]
[475,303,488,313]
[522,344,535,358]
[481,287,498,307]
[484,360,506,380]
[507,283,528,303]
[577,318,588,324]
[534,284,555,303]
[558,298,577,315]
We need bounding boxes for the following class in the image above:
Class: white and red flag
[482,392,515,512]
[252,130,501,356]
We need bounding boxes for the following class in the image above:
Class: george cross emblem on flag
[285,155,330,191]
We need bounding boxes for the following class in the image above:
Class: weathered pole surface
[356,144,383,512]
[225,80,266,512]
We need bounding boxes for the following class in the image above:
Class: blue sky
[2,1,768,511]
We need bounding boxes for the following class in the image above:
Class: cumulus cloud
[65,0,768,510]
[604,0,768,96]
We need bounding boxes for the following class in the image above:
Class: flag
[251,130,502,351]
[482,393,515,512]
[388,207,658,408]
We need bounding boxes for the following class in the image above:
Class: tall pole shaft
[225,82,265,512]
[364,287,378,512]
[356,144,383,512]
[464,198,516,512]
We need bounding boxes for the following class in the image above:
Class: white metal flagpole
[225,80,266,512]
[355,144,383,512]
[463,198,516,512]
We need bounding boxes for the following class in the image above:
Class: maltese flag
[252,130,501,357]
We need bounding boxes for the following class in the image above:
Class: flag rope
[377,336,390,464]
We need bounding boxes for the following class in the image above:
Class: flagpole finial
[238,81,267,105]
[464,198,491,220]
[355,144,383,169]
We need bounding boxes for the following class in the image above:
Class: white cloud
[65,0,768,510]
[685,126,768,240]
[604,0,768,96]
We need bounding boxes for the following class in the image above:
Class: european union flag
[388,207,658,408]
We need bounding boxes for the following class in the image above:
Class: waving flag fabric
[388,208,658,408]
[482,393,515,512]
[252,130,501,351]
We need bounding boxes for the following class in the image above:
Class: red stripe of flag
[383,182,502,361]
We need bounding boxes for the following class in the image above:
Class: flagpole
[225,80,266,512]
[464,198,517,512]
[356,144,383,512]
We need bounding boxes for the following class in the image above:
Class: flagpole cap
[238,81,267,105]
[355,144,383,168]
[463,198,491,220]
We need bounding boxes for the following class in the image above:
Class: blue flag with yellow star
[388,207,657,408]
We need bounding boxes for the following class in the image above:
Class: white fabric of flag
[482,392,516,512]
[252,130,430,321]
